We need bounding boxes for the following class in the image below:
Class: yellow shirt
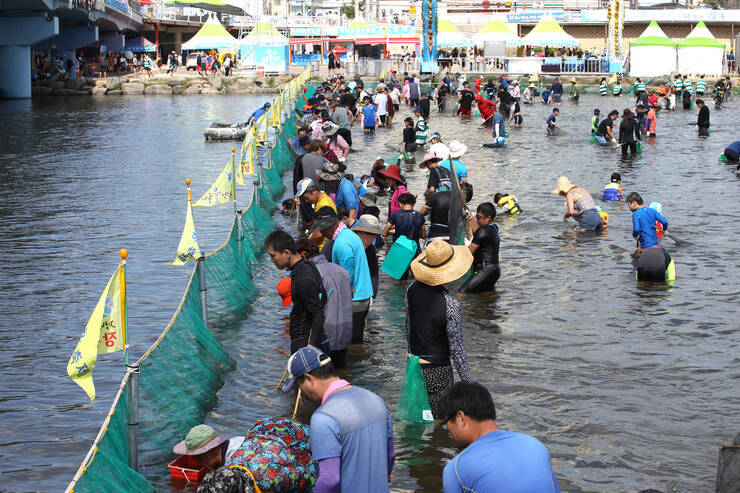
[314,193,337,250]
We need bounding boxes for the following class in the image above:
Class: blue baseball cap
[281,346,331,392]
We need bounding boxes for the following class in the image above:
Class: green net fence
[66,74,315,493]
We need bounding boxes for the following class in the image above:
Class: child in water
[361,96,378,132]
[591,109,600,135]
[493,192,522,215]
[626,192,668,250]
[601,172,622,202]
[546,108,559,135]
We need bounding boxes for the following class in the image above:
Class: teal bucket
[636,140,642,154]
[719,154,729,163]
[381,235,418,280]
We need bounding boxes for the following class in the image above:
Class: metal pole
[127,364,140,471]
[197,256,208,328]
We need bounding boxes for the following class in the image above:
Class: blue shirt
[332,229,373,301]
[439,158,467,183]
[547,115,556,128]
[389,209,425,247]
[443,430,561,493]
[362,104,377,127]
[334,177,359,213]
[311,386,393,493]
[541,89,551,102]
[632,206,668,249]
[493,112,506,138]
[552,81,563,95]
[726,141,740,154]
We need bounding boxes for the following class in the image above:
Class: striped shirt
[599,82,608,96]
[696,79,707,94]
[613,84,622,95]
[673,78,682,90]
[636,82,646,93]
[683,79,692,94]
[415,118,428,146]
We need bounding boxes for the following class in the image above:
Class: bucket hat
[448,140,467,159]
[410,240,473,287]
[281,346,332,392]
[418,152,442,168]
[317,162,345,181]
[352,214,382,235]
[321,123,338,136]
[173,424,226,456]
[379,164,404,184]
[551,176,577,195]
[359,193,377,207]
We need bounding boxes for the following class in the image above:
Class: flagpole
[231,147,237,214]
[186,177,192,204]
[120,248,129,366]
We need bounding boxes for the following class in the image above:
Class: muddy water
[1,90,738,492]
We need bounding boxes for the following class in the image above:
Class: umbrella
[332,46,349,54]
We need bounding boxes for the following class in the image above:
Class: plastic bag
[396,355,434,423]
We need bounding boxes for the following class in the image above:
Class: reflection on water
[1,92,738,492]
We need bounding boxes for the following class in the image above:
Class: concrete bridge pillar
[0,14,59,98]
[173,31,182,54]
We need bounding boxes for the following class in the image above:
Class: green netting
[68,78,308,493]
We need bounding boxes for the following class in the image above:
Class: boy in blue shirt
[541,86,551,104]
[546,108,559,135]
[601,172,622,202]
[626,192,668,250]
[361,96,378,132]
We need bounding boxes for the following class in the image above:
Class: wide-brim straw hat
[352,214,382,235]
[448,140,467,159]
[410,240,473,286]
[173,424,226,456]
[569,78,578,83]
[551,176,577,195]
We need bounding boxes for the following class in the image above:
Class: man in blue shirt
[283,346,395,493]
[439,382,561,493]
[311,207,373,343]
[317,162,359,224]
[626,192,668,250]
[440,140,468,184]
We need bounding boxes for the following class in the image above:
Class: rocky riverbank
[31,73,293,97]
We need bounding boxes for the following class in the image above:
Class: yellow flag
[67,265,125,402]
[529,72,539,82]
[256,113,269,141]
[237,135,256,185]
[193,158,235,207]
[608,73,617,85]
[170,198,202,266]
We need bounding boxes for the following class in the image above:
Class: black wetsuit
[619,117,640,156]
[596,118,613,139]
[697,106,710,134]
[460,224,500,293]
[425,191,452,240]
[636,247,672,282]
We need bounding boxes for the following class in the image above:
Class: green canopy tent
[677,21,725,76]
[239,22,289,73]
[181,16,238,51]
[629,21,676,77]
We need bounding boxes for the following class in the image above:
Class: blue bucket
[381,235,418,280]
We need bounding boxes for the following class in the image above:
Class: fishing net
[67,74,311,493]
[396,355,434,423]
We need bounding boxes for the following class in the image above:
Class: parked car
[186,53,199,70]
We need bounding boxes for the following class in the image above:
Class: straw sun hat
[551,176,577,195]
[410,240,473,286]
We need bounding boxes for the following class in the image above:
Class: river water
[1,90,738,492]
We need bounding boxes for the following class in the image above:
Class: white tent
[521,19,578,47]
[629,21,676,77]
[472,20,520,47]
[437,20,472,47]
[181,16,238,51]
[677,21,725,76]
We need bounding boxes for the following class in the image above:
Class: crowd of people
[169,70,736,492]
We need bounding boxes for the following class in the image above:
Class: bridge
[0,0,144,98]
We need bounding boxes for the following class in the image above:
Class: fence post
[254,161,262,208]
[127,364,140,471]
[197,256,208,328]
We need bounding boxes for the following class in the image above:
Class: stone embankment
[31,73,292,97]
